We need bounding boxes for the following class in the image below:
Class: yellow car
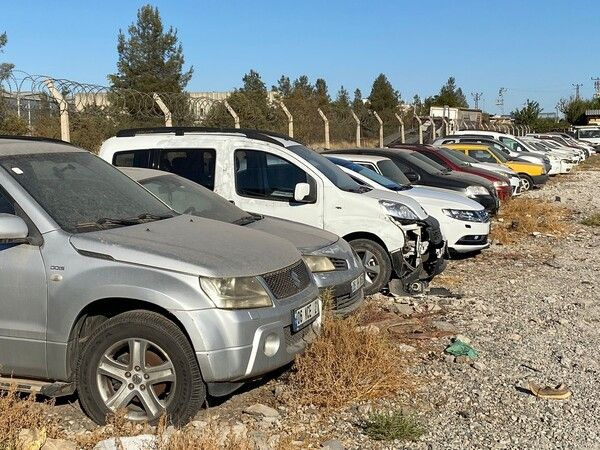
[444,143,548,191]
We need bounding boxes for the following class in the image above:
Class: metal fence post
[223,100,240,129]
[395,113,405,143]
[44,79,70,142]
[153,93,173,127]
[373,111,384,147]
[318,108,330,149]
[279,101,293,137]
[351,110,361,147]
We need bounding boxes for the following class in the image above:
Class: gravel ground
[45,168,600,449]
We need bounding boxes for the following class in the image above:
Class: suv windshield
[139,174,251,224]
[578,129,600,139]
[287,145,368,193]
[0,152,175,233]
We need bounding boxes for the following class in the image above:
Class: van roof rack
[0,135,75,146]
[115,127,295,147]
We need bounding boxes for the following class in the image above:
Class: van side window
[156,149,216,190]
[113,150,152,168]
[234,150,311,201]
[0,190,15,215]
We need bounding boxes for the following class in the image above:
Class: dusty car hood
[403,186,484,211]
[245,216,338,253]
[70,215,301,278]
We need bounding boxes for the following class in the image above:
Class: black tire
[349,239,392,295]
[519,174,533,191]
[76,310,206,426]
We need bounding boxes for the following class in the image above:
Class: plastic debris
[527,382,572,400]
[444,339,478,359]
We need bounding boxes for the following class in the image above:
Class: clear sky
[2,0,599,114]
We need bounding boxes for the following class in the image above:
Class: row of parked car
[0,127,594,425]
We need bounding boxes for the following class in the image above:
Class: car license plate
[292,298,320,332]
[351,275,364,294]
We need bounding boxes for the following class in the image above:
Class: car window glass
[140,175,247,223]
[113,150,151,168]
[468,150,497,163]
[234,149,311,201]
[0,189,15,215]
[423,152,448,167]
[156,149,216,190]
[376,160,410,184]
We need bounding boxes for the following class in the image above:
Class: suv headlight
[200,276,272,309]
[379,200,419,221]
[493,180,509,188]
[464,185,489,197]
[303,255,336,272]
[443,209,489,223]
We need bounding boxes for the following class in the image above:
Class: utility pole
[592,77,600,99]
[572,83,583,100]
[471,92,483,110]
[496,88,506,115]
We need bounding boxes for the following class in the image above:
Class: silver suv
[0,136,321,425]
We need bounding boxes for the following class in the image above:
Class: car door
[0,187,48,377]
[229,148,324,228]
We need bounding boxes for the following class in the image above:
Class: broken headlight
[443,209,489,223]
[200,276,272,309]
[302,255,336,273]
[379,200,419,221]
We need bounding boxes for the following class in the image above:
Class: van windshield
[578,129,600,139]
[0,152,175,233]
[287,145,369,193]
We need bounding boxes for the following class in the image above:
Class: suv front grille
[261,260,311,299]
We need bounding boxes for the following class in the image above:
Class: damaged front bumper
[390,216,447,293]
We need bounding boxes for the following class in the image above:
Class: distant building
[585,109,600,125]
[429,106,483,124]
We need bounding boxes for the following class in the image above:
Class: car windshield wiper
[76,213,175,230]
[232,214,262,226]
[136,213,175,221]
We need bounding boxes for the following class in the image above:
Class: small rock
[355,325,380,334]
[532,231,542,237]
[397,343,416,352]
[558,318,569,326]
[508,333,522,341]
[433,320,456,332]
[392,303,414,316]
[191,420,208,428]
[322,439,345,450]
[244,403,280,418]
[43,438,78,450]
[357,403,373,415]
[93,435,157,450]
[454,334,471,344]
[443,354,456,363]
[472,361,485,371]
[555,195,562,202]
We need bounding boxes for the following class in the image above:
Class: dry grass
[286,304,409,409]
[490,197,571,245]
[312,138,380,150]
[0,386,61,449]
[577,154,600,171]
[162,420,253,450]
[362,409,423,442]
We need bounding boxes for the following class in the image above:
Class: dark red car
[389,144,513,200]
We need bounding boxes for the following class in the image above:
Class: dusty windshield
[0,152,175,233]
[578,129,600,139]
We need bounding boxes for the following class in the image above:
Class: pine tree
[368,74,399,112]
[0,32,13,81]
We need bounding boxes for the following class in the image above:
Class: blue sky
[2,0,599,114]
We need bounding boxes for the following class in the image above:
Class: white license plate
[351,275,365,294]
[292,298,320,332]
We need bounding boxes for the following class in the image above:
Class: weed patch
[581,213,600,227]
[490,197,571,245]
[362,409,423,441]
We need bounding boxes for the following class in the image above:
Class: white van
[99,128,447,295]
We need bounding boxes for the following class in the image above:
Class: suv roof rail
[0,135,75,146]
[115,127,294,147]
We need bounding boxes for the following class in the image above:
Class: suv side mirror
[293,183,311,202]
[0,214,29,243]
[405,172,419,183]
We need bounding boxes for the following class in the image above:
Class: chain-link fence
[1,70,529,152]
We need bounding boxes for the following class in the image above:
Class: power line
[471,92,483,109]
[572,83,583,100]
[592,77,600,99]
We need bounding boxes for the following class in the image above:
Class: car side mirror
[0,214,29,243]
[405,172,419,183]
[294,182,312,202]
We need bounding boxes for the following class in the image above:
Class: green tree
[424,77,469,110]
[0,31,14,81]
[367,74,399,112]
[272,75,291,97]
[557,97,600,125]
[512,99,542,125]
[333,86,350,109]
[108,5,193,122]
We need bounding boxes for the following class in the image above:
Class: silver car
[119,167,365,315]
[0,136,321,425]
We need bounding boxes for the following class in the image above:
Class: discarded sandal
[527,382,572,400]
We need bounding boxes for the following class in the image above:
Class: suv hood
[70,215,301,278]
[363,188,429,220]
[404,186,484,211]
[245,216,338,253]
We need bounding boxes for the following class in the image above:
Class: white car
[99,128,447,295]
[520,138,575,173]
[325,154,491,254]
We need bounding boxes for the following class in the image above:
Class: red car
[389,144,513,200]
